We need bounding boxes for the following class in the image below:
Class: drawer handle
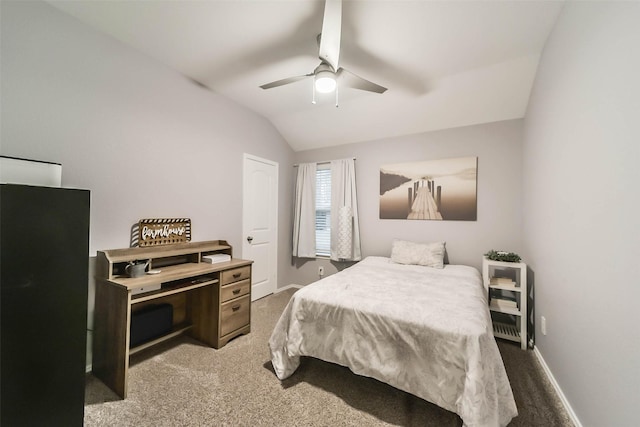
[232,304,241,312]
[232,273,241,279]
[232,289,241,295]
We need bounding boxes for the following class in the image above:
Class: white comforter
[269,257,517,427]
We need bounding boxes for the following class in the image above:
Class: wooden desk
[92,240,252,398]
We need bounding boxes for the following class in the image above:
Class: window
[315,166,331,256]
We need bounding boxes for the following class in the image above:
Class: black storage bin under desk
[130,303,173,348]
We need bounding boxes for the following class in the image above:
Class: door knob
[247,236,253,243]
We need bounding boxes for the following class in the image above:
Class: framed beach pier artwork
[379,157,478,221]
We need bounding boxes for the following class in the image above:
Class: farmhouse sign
[136,218,191,247]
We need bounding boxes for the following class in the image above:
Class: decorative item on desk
[131,218,191,247]
[125,260,149,278]
[484,249,521,263]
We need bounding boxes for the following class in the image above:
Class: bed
[269,256,518,427]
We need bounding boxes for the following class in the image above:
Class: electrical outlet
[541,316,547,335]
[318,266,324,276]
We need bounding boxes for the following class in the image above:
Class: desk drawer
[220,266,251,285]
[220,295,250,336]
[221,279,251,303]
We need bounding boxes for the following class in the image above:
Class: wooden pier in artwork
[407,179,443,220]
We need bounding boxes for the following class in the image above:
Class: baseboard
[533,346,582,427]
[275,284,303,293]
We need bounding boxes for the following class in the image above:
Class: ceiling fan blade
[337,68,387,94]
[260,74,312,90]
[318,0,342,71]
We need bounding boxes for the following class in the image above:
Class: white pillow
[390,239,445,268]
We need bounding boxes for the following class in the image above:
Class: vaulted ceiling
[48,0,564,151]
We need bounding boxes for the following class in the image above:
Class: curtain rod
[293,157,356,167]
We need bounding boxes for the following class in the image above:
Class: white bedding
[269,256,517,427]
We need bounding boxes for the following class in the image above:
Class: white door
[243,154,278,301]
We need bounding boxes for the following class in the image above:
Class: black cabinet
[1,184,90,426]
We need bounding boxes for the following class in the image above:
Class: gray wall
[291,119,524,285]
[1,1,293,261]
[522,2,640,425]
[1,1,294,366]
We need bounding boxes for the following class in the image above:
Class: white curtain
[292,163,317,258]
[330,158,361,261]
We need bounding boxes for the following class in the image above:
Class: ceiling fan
[259,0,387,104]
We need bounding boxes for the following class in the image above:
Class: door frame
[242,153,278,300]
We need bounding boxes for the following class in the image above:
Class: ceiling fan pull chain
[335,84,339,108]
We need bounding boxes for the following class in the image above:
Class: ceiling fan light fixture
[315,70,336,93]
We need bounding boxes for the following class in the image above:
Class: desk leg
[190,284,218,347]
[92,282,130,399]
